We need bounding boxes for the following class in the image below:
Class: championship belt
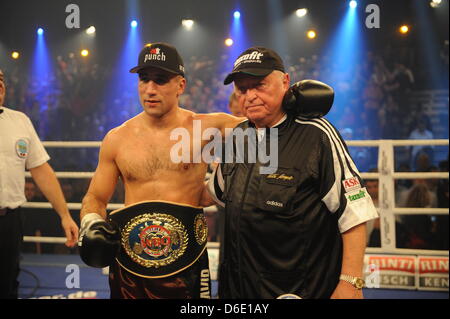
[108,201,208,278]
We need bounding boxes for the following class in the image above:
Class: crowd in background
[3,42,448,143]
[2,42,448,253]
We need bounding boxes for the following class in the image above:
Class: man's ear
[177,77,186,96]
[283,72,291,90]
[0,82,5,106]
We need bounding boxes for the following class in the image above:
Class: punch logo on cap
[144,48,166,62]
[129,42,185,77]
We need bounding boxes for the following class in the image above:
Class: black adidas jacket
[208,115,378,299]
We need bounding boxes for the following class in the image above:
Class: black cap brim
[223,68,274,85]
[129,65,183,76]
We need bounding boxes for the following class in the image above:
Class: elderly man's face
[0,70,5,106]
[233,70,289,128]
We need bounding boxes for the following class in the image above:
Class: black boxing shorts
[108,201,211,299]
[109,250,210,299]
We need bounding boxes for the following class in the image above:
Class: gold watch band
[339,274,365,289]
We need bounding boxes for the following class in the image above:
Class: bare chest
[115,131,207,182]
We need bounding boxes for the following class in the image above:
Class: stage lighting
[399,25,409,34]
[307,30,316,39]
[145,43,152,47]
[130,20,138,28]
[86,26,96,35]
[349,1,357,9]
[81,49,89,57]
[430,0,442,7]
[37,28,44,35]
[11,51,19,59]
[234,11,241,19]
[182,19,194,30]
[225,38,233,46]
[296,8,308,18]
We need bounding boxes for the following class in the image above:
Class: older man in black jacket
[201,47,378,299]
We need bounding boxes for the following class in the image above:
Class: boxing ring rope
[22,139,449,258]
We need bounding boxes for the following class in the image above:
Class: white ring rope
[346,139,448,147]
[366,247,449,256]
[23,236,67,244]
[24,171,449,180]
[22,202,448,215]
[21,237,448,256]
[25,172,94,178]
[392,172,448,179]
[39,139,448,148]
[21,202,124,211]
[22,139,449,257]
[42,141,101,148]
[393,208,448,215]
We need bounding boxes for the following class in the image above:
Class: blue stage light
[321,0,365,130]
[349,1,357,9]
[234,11,241,19]
[37,28,44,35]
[102,16,142,129]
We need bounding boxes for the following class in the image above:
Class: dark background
[0,0,448,75]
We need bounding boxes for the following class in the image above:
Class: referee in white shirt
[0,69,79,298]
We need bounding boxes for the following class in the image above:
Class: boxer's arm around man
[29,162,78,247]
[196,112,245,139]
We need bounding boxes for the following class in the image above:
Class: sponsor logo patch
[144,49,166,62]
[234,51,264,67]
[346,188,367,203]
[266,200,283,208]
[342,176,361,192]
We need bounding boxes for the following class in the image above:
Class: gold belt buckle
[121,213,189,269]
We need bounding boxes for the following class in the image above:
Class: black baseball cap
[224,47,285,85]
[129,42,185,77]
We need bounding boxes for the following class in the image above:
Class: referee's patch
[15,139,28,158]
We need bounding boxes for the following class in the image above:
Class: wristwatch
[339,274,365,289]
